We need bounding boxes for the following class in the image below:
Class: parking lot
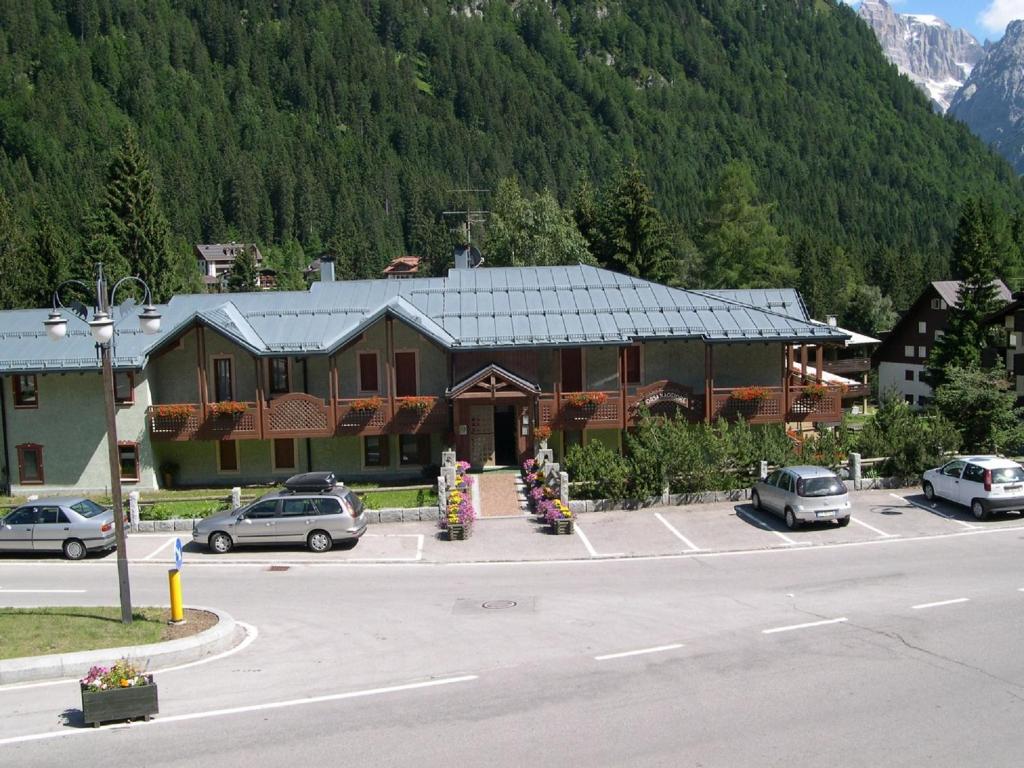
[7,486,1022,568]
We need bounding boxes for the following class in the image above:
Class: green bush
[564,441,632,500]
[142,501,225,520]
[855,397,961,476]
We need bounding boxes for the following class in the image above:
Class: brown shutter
[274,438,295,469]
[625,347,641,384]
[561,349,583,392]
[394,352,417,397]
[359,353,378,391]
[219,440,238,471]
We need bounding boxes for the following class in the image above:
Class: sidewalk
[475,471,524,517]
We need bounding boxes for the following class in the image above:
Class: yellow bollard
[168,568,185,624]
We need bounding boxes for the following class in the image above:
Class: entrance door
[494,405,518,466]
[469,405,495,467]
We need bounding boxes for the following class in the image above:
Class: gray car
[751,465,851,529]
[0,498,117,560]
[193,472,367,554]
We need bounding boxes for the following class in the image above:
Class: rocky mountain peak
[858,0,984,112]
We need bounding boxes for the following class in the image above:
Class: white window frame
[918,321,927,334]
[270,438,298,472]
[934,330,945,341]
[393,348,420,397]
[904,345,915,358]
[216,440,240,474]
[918,346,927,358]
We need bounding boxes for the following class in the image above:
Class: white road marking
[737,509,810,546]
[848,516,897,538]
[0,674,479,746]
[653,513,703,551]
[912,598,970,610]
[594,643,684,661]
[141,535,179,561]
[891,493,978,529]
[343,533,425,563]
[572,523,623,558]
[0,588,87,594]
[0,621,260,693]
[762,617,848,635]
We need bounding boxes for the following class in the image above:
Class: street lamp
[44,263,162,625]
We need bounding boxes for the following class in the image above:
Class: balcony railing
[264,393,332,438]
[538,391,622,430]
[625,380,705,425]
[787,385,843,423]
[391,396,449,434]
[711,387,786,424]
[823,358,871,375]
[147,405,203,441]
[200,402,261,440]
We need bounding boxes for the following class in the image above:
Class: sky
[846,1,1024,42]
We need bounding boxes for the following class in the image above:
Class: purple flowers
[441,460,477,532]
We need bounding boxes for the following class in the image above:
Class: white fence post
[560,471,569,506]
[759,461,768,480]
[128,491,140,531]
[231,486,242,510]
[849,452,862,488]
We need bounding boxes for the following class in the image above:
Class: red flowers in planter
[350,396,383,412]
[209,401,247,416]
[533,425,552,442]
[153,404,194,419]
[564,391,608,408]
[729,386,769,402]
[397,396,434,412]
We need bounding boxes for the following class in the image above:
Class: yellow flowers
[449,491,462,504]
[119,678,130,688]
[554,500,571,518]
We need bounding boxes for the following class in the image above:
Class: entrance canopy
[447,364,541,400]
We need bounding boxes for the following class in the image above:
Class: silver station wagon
[0,498,117,560]
[751,465,851,529]
[193,472,367,554]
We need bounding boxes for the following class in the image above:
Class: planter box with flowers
[440,460,476,540]
[544,498,574,535]
[729,386,769,402]
[564,391,609,409]
[533,425,552,449]
[396,396,434,413]
[208,400,248,418]
[80,660,158,727]
[153,404,195,420]
[349,396,383,413]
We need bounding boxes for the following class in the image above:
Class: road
[2,490,1023,766]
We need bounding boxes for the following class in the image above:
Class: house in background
[872,280,1011,407]
[984,293,1024,406]
[195,243,271,291]
[383,255,421,279]
[0,264,847,495]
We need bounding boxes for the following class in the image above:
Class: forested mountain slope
[0,0,1021,311]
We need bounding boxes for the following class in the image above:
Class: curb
[0,606,243,686]
[134,506,440,532]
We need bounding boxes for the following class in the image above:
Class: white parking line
[849,516,897,538]
[0,674,479,746]
[0,588,87,594]
[762,617,848,635]
[141,535,179,561]
[912,598,970,610]
[594,643,684,661]
[653,513,703,551]
[737,509,810,546]
[890,493,978,529]
[573,523,624,558]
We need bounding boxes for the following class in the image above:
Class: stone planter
[550,518,574,535]
[81,677,158,727]
[448,523,470,541]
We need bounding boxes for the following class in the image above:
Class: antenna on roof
[443,186,489,268]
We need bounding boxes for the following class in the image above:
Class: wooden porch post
[385,316,395,419]
[619,346,627,429]
[800,343,808,383]
[704,344,713,422]
[255,357,265,439]
[815,344,824,384]
[782,344,790,416]
[196,327,208,417]
[328,354,338,432]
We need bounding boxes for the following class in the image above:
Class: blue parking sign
[174,537,183,570]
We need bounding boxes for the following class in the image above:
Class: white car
[921,456,1024,521]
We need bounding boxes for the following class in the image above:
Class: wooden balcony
[538,392,622,430]
[147,405,203,441]
[263,393,333,439]
[390,397,449,434]
[823,358,871,376]
[710,387,786,424]
[625,380,705,425]
[336,398,391,435]
[199,402,261,440]
[786,385,843,423]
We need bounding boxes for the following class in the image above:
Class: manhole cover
[481,600,517,610]
[267,565,290,572]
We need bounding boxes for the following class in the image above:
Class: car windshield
[992,467,1024,484]
[70,499,106,518]
[343,490,364,515]
[799,476,845,497]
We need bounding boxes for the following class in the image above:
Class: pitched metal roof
[932,280,1011,308]
[0,265,846,373]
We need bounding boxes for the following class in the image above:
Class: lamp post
[44,263,162,625]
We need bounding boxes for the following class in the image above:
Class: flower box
[80,675,158,727]
[550,518,574,535]
[729,386,769,402]
[396,396,434,413]
[349,396,382,412]
[448,523,469,541]
[153,404,194,420]
[209,401,248,417]
[564,392,609,409]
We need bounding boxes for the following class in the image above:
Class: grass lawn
[359,488,438,509]
[0,607,170,660]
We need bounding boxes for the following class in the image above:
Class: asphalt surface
[2,488,1023,766]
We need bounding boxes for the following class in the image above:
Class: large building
[0,265,846,495]
[873,280,1011,407]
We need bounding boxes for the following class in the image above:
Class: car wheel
[837,516,851,527]
[784,508,798,530]
[751,491,762,511]
[308,530,333,553]
[923,481,935,501]
[62,539,87,561]
[971,500,990,521]
[209,532,233,554]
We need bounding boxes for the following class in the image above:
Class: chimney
[320,254,336,282]
[826,314,838,327]
[454,245,470,270]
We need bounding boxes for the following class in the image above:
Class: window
[37,507,66,525]
[765,470,782,487]
[918,346,927,358]
[114,371,135,404]
[931,298,948,310]
[394,351,418,397]
[16,444,43,484]
[358,352,379,392]
[561,349,583,392]
[918,321,927,334]
[962,464,985,484]
[272,438,297,471]
[269,358,290,395]
[13,374,38,408]
[281,499,318,517]
[244,500,279,519]
[917,395,930,407]
[6,507,36,525]
[624,346,641,385]
[118,442,140,482]
[213,357,234,402]
[904,394,914,404]
[904,345,915,358]
[399,434,431,466]
[917,370,926,381]
[904,369,914,381]
[935,330,945,340]
[70,499,105,518]
[942,461,966,478]
[779,473,793,493]
[363,435,389,467]
[217,440,239,472]
[314,497,342,516]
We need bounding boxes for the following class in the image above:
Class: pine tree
[26,205,71,307]
[226,245,259,292]
[927,198,1011,386]
[0,190,30,310]
[699,161,794,289]
[597,165,674,283]
[87,130,184,301]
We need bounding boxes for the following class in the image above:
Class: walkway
[474,471,524,518]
